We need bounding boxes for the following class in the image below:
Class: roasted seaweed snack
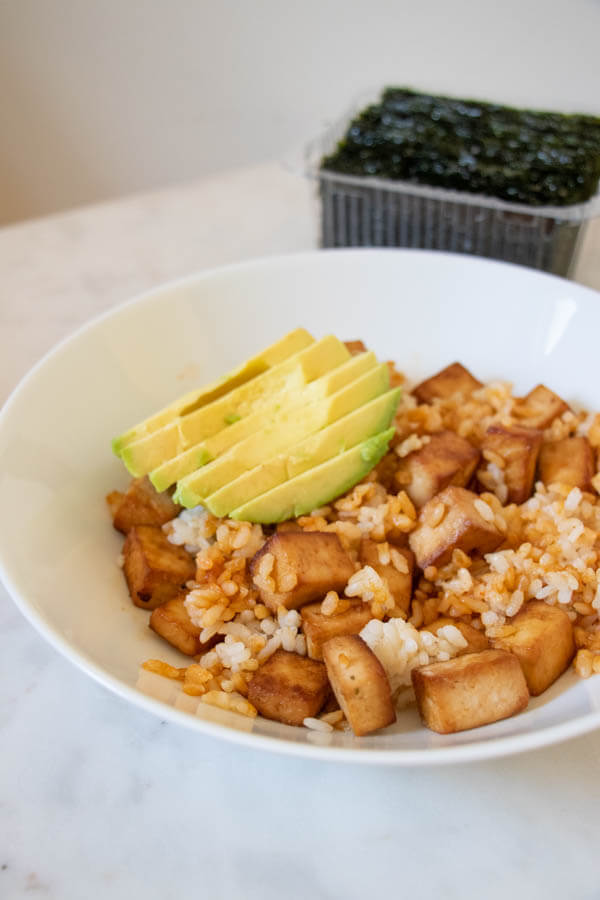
[322,88,600,207]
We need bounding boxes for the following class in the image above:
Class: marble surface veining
[2,161,600,899]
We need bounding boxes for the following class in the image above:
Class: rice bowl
[2,248,600,763]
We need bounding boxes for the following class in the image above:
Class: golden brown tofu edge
[322,635,396,736]
[122,525,195,610]
[250,531,355,611]
[409,486,503,571]
[412,649,529,734]
[247,650,330,727]
[491,601,575,696]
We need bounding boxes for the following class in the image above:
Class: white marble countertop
[2,161,600,899]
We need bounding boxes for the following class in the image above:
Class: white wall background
[1,0,599,225]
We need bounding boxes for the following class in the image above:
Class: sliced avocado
[112,327,314,455]
[149,351,379,492]
[205,387,401,517]
[300,350,377,402]
[229,429,395,523]
[174,363,390,507]
[120,335,350,477]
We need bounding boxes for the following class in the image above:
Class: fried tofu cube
[421,617,490,654]
[322,635,396,736]
[149,592,217,656]
[275,521,304,533]
[408,486,503,571]
[358,540,414,615]
[106,490,125,522]
[538,436,595,492]
[107,476,181,534]
[412,649,529,734]
[250,531,355,612]
[301,601,373,660]
[480,424,543,503]
[413,362,482,405]
[395,430,480,507]
[247,649,329,726]
[514,384,570,430]
[122,524,195,610]
[344,340,367,355]
[491,601,575,696]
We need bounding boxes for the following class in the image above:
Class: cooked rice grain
[143,371,600,721]
[360,617,467,696]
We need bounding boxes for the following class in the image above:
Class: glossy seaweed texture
[321,88,600,207]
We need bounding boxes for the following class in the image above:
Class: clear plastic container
[308,102,600,277]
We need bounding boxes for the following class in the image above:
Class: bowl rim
[3,246,600,765]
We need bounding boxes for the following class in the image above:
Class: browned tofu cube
[122,524,195,610]
[395,430,480,507]
[301,601,373,660]
[106,490,125,521]
[538,437,595,492]
[250,531,355,612]
[358,540,414,615]
[413,362,482,405]
[344,340,367,355]
[275,521,304,533]
[247,649,329,726]
[514,384,570,430]
[149,592,218,656]
[491,601,575,696]
[480,424,543,504]
[322,635,396,736]
[412,649,529,734]
[408,486,503,571]
[107,476,181,534]
[421,617,490,655]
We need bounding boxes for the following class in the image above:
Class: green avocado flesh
[228,428,395,523]
[111,327,314,455]
[119,335,350,476]
[149,351,379,492]
[204,387,401,517]
[173,363,390,507]
[113,328,401,525]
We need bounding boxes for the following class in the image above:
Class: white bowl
[1,248,599,765]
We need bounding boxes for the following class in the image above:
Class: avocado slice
[149,351,379,492]
[205,387,401,517]
[112,327,314,455]
[174,363,390,507]
[228,428,395,523]
[120,335,350,477]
